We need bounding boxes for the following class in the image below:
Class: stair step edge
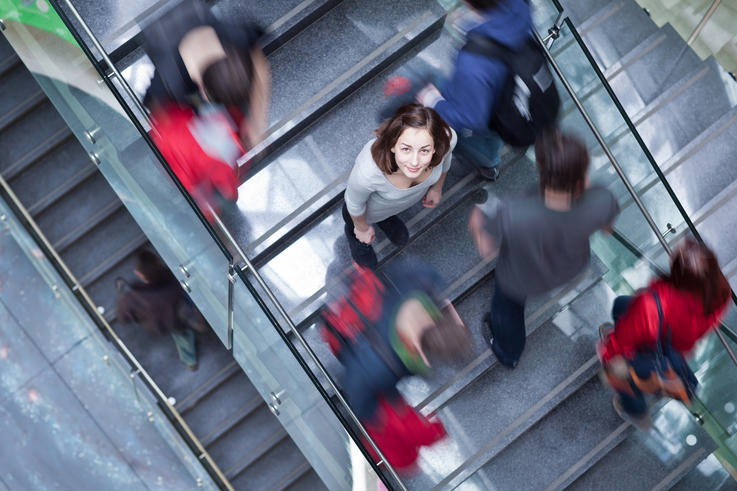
[176,360,241,414]
[26,163,98,216]
[79,233,148,287]
[54,200,124,252]
[200,395,265,448]
[225,429,289,480]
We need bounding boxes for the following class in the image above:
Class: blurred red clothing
[600,279,730,363]
[363,396,445,472]
[151,103,243,220]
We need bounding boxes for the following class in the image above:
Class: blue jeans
[171,328,197,368]
[489,285,526,367]
[611,295,647,416]
[456,130,504,169]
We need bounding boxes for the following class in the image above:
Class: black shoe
[477,166,500,181]
[376,215,409,247]
[483,316,518,369]
[345,225,378,269]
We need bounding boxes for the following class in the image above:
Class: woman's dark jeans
[610,295,648,416]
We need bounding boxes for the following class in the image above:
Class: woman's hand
[423,185,442,208]
[354,225,376,245]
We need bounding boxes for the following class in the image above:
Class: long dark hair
[371,103,451,175]
[664,238,730,315]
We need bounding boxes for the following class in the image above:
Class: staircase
[4,0,737,488]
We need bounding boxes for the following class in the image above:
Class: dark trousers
[489,285,526,367]
[611,295,648,416]
[342,203,378,269]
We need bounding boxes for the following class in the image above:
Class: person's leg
[171,328,198,370]
[376,215,409,247]
[342,203,378,269]
[456,131,504,180]
[612,381,651,431]
[487,286,526,368]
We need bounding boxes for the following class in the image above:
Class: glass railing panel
[0,191,214,489]
[1,4,233,346]
[229,272,384,490]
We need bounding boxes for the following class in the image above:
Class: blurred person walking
[321,257,470,472]
[344,104,456,269]
[468,128,619,368]
[417,0,558,180]
[141,0,271,219]
[598,239,731,430]
[116,251,207,371]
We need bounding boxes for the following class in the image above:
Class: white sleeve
[441,128,458,173]
[345,142,376,217]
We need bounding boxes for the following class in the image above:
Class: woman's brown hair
[665,238,731,315]
[371,103,452,175]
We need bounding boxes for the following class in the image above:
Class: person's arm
[241,46,271,148]
[418,53,500,132]
[345,152,376,244]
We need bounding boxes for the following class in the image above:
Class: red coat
[151,104,243,220]
[600,279,730,363]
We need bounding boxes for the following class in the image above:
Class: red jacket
[600,279,730,363]
[151,104,243,220]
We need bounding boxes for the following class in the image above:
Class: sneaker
[483,316,517,369]
[477,166,500,181]
[376,215,409,247]
[612,395,652,431]
[187,362,199,371]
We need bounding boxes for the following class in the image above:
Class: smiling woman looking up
[343,104,456,269]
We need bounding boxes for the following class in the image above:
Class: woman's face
[391,127,435,179]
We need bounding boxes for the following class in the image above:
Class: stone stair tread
[0,60,44,131]
[452,377,627,491]
[0,102,70,180]
[60,207,146,279]
[186,372,261,445]
[567,410,716,491]
[205,402,285,475]
[556,0,614,27]
[79,232,149,287]
[691,189,737,269]
[7,136,90,214]
[284,468,327,491]
[577,1,659,72]
[55,200,125,252]
[176,360,241,413]
[228,433,308,490]
[631,57,735,165]
[606,23,703,116]
[406,279,615,489]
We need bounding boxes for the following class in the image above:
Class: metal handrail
[0,174,233,490]
[207,207,407,491]
[536,13,737,369]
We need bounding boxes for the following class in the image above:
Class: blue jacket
[433,0,532,132]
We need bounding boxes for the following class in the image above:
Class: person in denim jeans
[417,0,532,181]
[468,129,619,367]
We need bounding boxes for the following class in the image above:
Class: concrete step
[284,468,327,491]
[229,435,312,490]
[555,0,614,27]
[0,101,70,180]
[670,453,737,490]
[605,23,702,115]
[407,279,615,489]
[176,360,241,413]
[575,1,659,72]
[566,405,716,491]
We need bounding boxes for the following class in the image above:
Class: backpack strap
[461,35,515,67]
